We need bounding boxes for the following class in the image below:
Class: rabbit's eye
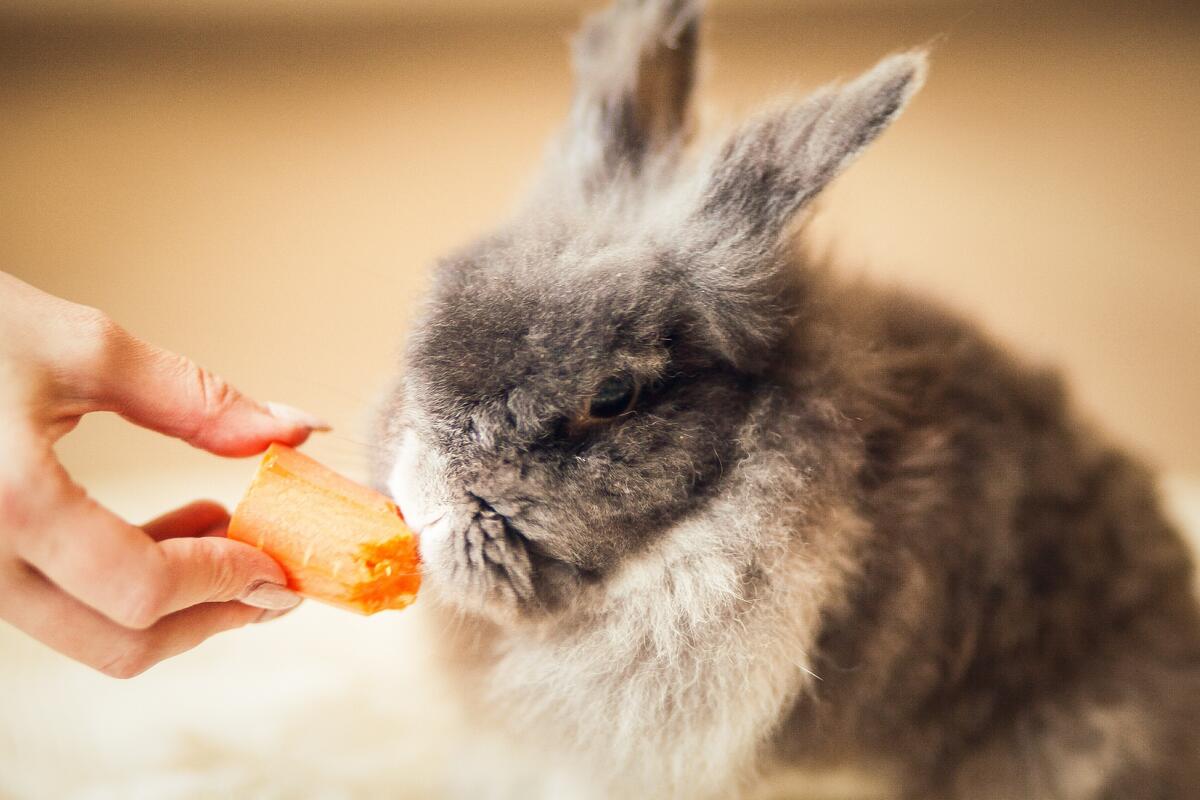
[587,374,638,420]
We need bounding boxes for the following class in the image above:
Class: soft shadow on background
[1,1,1198,797]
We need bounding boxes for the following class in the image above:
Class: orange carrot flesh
[227,443,420,615]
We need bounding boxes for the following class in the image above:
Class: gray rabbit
[373,1,1200,797]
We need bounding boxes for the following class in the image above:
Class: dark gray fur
[374,1,1200,796]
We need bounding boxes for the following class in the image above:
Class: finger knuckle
[97,637,157,680]
[212,540,260,603]
[209,551,243,600]
[196,368,237,420]
[177,536,243,601]
[0,477,28,532]
[0,466,50,543]
[180,367,239,444]
[55,306,124,392]
[73,305,120,359]
[111,574,170,630]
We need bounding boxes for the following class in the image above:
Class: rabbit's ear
[550,0,701,195]
[692,52,925,248]
[670,53,925,368]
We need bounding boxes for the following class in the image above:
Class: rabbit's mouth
[452,494,539,611]
[422,492,584,623]
[385,428,585,621]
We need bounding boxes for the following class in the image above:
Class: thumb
[89,321,330,456]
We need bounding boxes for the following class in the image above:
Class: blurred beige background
[2,3,1199,798]
[2,0,1198,498]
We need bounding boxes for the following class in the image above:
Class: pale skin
[0,271,330,678]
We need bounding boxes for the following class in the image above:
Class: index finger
[4,273,324,458]
[87,322,328,456]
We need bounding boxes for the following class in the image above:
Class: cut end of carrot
[347,534,421,614]
[228,443,420,615]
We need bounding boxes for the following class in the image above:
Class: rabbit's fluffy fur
[374,1,1200,797]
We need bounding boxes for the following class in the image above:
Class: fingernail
[265,401,331,432]
[241,580,302,610]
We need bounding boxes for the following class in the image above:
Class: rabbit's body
[774,282,1200,798]
[375,1,1200,797]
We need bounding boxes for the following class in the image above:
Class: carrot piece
[227,443,420,615]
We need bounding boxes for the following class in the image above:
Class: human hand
[0,271,329,677]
